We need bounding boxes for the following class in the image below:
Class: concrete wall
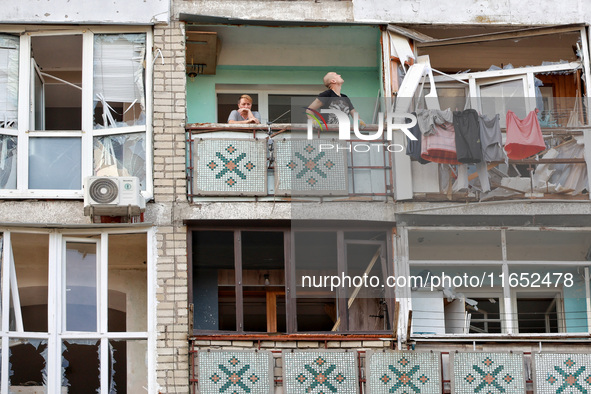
[0,0,169,24]
[353,0,591,25]
[174,0,353,23]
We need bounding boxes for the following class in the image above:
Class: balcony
[186,123,393,202]
[186,116,590,203]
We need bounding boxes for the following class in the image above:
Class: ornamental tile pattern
[452,353,525,394]
[366,351,441,394]
[534,353,591,393]
[283,351,358,394]
[274,139,348,196]
[198,350,273,394]
[194,139,267,195]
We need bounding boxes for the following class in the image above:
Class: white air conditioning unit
[83,176,146,216]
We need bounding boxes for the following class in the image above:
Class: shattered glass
[62,340,100,393]
[109,340,148,393]
[0,134,16,189]
[9,339,48,391]
[93,133,146,189]
[93,34,146,129]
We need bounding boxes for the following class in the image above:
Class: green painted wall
[187,67,380,123]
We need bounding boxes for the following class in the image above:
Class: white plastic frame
[0,226,156,393]
[0,26,153,200]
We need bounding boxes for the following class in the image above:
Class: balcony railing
[186,123,589,202]
[186,123,394,202]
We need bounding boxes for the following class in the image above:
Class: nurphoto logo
[306,109,418,153]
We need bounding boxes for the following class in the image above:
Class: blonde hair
[238,94,253,104]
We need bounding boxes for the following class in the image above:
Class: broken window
[9,339,48,391]
[0,229,152,392]
[410,264,503,335]
[407,228,591,336]
[0,28,151,198]
[478,76,529,127]
[93,34,146,129]
[94,133,147,189]
[191,226,394,334]
[391,25,590,201]
[0,134,17,189]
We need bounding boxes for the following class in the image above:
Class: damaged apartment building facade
[0,0,591,393]
[180,1,591,394]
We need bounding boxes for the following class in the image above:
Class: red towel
[421,122,460,165]
[505,110,545,160]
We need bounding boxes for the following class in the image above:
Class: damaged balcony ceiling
[395,24,582,72]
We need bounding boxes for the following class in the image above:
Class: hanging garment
[479,114,504,162]
[453,109,482,164]
[405,112,429,164]
[421,121,460,164]
[416,108,454,136]
[505,110,545,160]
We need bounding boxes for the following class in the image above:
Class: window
[477,75,532,128]
[190,226,394,334]
[215,85,320,124]
[0,228,155,392]
[0,27,152,198]
[407,228,591,336]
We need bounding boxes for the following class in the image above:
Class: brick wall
[153,20,190,393]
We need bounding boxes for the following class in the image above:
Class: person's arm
[251,111,262,124]
[306,98,324,115]
[246,109,260,124]
[228,109,259,124]
[350,108,366,128]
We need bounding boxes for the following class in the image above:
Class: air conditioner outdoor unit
[83,176,146,216]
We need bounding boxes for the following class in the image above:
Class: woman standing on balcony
[227,94,262,124]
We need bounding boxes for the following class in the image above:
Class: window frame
[188,223,395,336]
[215,84,321,124]
[405,226,591,339]
[0,226,156,393]
[0,25,153,199]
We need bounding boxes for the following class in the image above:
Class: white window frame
[475,74,534,128]
[0,226,156,393]
[216,84,321,123]
[0,26,153,200]
[510,287,566,334]
[405,226,591,339]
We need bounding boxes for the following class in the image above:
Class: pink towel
[505,110,545,160]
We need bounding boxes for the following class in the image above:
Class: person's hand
[359,119,367,129]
